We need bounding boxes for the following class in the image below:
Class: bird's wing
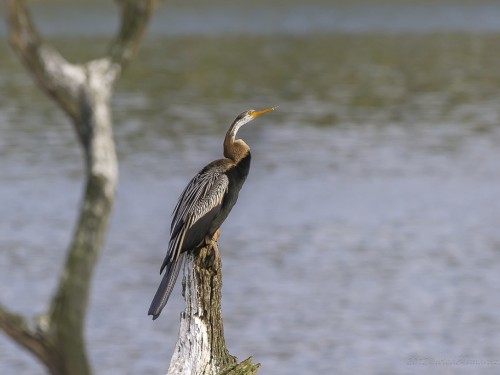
[149,167,229,319]
[161,167,229,274]
[148,164,229,319]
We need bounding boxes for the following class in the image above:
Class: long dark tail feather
[148,252,185,320]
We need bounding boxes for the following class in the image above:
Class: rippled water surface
[2,2,500,375]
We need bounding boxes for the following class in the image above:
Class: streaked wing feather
[161,167,229,273]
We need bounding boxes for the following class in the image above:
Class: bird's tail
[148,252,185,320]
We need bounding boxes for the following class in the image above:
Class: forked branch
[1,1,158,375]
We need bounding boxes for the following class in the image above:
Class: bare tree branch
[5,0,85,125]
[2,1,157,374]
[4,0,159,146]
[0,304,57,372]
[110,0,160,68]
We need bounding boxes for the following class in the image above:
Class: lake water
[2,1,500,375]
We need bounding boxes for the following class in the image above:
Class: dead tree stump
[167,239,260,375]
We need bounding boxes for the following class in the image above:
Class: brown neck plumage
[223,111,254,163]
[224,127,250,163]
[224,135,249,163]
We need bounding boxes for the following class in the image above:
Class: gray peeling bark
[0,1,158,375]
[168,238,260,375]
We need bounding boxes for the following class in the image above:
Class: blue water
[2,2,500,375]
[2,1,500,37]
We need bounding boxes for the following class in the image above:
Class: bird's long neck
[224,123,250,163]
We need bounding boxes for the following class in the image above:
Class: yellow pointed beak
[251,106,278,118]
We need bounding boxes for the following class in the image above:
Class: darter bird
[148,106,277,320]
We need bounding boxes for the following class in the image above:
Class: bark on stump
[167,239,260,375]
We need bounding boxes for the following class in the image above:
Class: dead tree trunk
[0,1,158,375]
[167,237,260,375]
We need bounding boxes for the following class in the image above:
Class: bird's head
[224,106,278,161]
[229,106,278,139]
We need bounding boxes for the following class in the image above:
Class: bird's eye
[247,110,255,116]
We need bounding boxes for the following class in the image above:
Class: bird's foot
[203,229,221,263]
[204,228,220,248]
[212,228,221,243]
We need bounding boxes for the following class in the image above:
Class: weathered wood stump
[167,237,260,375]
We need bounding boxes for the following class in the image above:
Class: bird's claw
[202,229,221,263]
